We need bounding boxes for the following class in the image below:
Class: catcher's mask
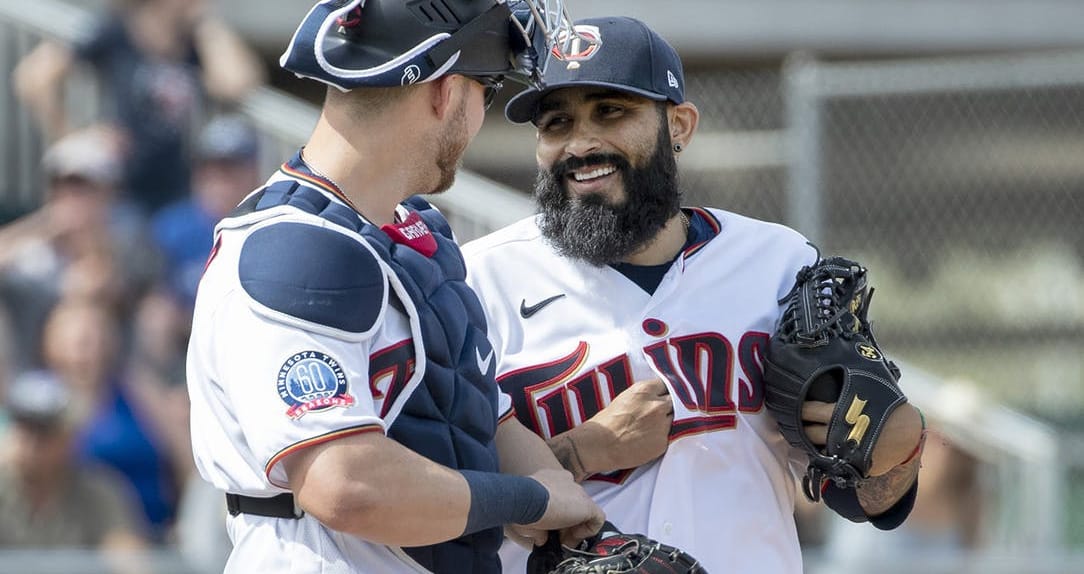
[280,0,597,91]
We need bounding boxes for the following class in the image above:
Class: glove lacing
[777,261,866,346]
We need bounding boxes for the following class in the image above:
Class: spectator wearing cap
[151,114,261,310]
[139,118,258,571]
[0,369,148,551]
[0,127,161,373]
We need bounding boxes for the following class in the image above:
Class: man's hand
[510,468,605,547]
[801,401,923,477]
[548,379,674,480]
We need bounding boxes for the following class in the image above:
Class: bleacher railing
[0,0,533,241]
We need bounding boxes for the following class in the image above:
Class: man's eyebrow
[536,90,639,116]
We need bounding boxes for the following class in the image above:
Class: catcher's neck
[619,210,689,266]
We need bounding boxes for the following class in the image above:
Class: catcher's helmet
[281,0,594,91]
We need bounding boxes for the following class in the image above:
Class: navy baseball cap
[505,16,685,124]
[197,115,259,162]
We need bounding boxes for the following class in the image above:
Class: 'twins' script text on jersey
[462,208,819,574]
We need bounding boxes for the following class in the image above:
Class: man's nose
[563,121,602,159]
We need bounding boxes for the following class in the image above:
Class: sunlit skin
[535,89,664,206]
[533,88,699,266]
[301,75,488,225]
[432,77,489,194]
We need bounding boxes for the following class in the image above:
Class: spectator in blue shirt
[152,114,261,310]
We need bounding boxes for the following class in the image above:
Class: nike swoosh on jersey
[519,294,566,319]
[476,347,494,375]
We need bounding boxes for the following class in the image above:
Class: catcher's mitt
[527,523,706,574]
[763,256,907,502]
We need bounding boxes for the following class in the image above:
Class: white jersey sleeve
[188,211,409,494]
[210,287,386,488]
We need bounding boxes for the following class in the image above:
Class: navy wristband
[459,470,549,535]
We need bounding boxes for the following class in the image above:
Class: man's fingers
[506,526,548,549]
[804,423,828,445]
[801,400,835,423]
[632,378,670,397]
[560,516,605,547]
[527,531,548,548]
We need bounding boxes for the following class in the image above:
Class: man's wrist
[896,406,928,468]
[459,470,549,534]
[548,424,613,481]
[547,433,591,481]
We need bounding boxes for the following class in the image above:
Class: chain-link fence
[681,53,1084,421]
[786,51,1084,422]
[679,51,1084,555]
[680,67,789,224]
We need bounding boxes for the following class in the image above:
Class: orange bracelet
[898,407,928,467]
[899,429,927,466]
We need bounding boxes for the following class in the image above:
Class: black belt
[226,493,304,519]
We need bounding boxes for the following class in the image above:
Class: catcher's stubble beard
[430,96,471,195]
[536,108,682,267]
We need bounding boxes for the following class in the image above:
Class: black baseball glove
[763,256,908,501]
[526,523,706,574]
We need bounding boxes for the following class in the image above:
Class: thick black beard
[535,121,681,266]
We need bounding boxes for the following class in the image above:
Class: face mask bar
[507,0,600,87]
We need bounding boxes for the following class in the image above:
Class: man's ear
[668,102,700,150]
[429,75,462,120]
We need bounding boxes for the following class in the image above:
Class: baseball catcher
[763,256,910,502]
[527,523,706,574]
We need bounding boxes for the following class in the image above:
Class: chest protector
[242,181,503,573]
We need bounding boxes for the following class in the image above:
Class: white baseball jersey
[463,207,817,574]
[187,166,485,574]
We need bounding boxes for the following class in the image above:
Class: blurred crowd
[0,0,263,571]
[0,1,991,573]
[0,118,261,569]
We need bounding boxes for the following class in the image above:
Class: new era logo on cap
[667,70,680,89]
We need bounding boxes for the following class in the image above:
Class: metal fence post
[783,51,824,246]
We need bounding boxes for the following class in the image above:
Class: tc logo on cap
[550,24,601,62]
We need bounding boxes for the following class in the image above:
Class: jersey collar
[278,150,365,216]
[680,207,723,260]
